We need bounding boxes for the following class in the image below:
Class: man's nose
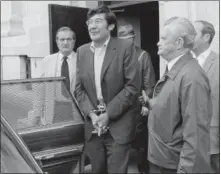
[88,23,97,30]
[63,39,68,44]
[157,41,161,46]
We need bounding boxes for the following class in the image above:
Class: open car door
[1,77,85,174]
[1,115,44,173]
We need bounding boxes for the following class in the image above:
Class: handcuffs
[91,101,109,136]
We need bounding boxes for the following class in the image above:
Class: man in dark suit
[192,20,220,173]
[142,17,212,173]
[118,23,156,173]
[74,5,140,173]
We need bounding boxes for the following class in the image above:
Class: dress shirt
[90,37,110,100]
[191,48,211,68]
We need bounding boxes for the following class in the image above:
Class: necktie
[61,56,70,94]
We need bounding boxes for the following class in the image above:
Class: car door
[1,77,85,174]
[1,115,44,173]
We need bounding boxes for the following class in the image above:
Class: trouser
[148,161,177,174]
[211,153,220,173]
[132,115,148,172]
[84,131,131,173]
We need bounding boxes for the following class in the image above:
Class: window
[1,78,83,132]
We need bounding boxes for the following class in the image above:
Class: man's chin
[157,51,162,56]
[61,50,72,56]
[90,36,100,42]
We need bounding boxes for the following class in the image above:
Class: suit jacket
[74,37,141,144]
[41,52,77,94]
[202,51,220,154]
[148,52,212,173]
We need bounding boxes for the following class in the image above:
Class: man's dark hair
[87,5,117,36]
[195,20,215,44]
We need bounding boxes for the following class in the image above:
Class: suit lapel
[69,52,77,92]
[100,38,116,81]
[202,51,215,73]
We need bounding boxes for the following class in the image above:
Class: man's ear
[203,33,211,43]
[108,24,115,31]
[176,37,184,50]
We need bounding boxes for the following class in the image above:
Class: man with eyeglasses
[74,5,140,174]
[41,26,77,94]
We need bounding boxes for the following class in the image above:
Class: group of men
[40,4,219,174]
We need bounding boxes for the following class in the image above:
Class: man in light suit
[41,26,77,94]
[192,20,220,173]
[30,27,77,125]
[74,5,140,173]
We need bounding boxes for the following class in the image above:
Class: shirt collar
[166,52,193,80]
[190,47,211,67]
[167,54,184,71]
[90,36,111,52]
[190,50,196,59]
[198,47,211,59]
[191,47,211,59]
[58,51,74,61]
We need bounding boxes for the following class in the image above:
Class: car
[1,77,85,174]
[1,114,44,173]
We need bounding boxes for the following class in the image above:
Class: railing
[1,55,43,81]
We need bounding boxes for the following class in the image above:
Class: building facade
[1,1,219,79]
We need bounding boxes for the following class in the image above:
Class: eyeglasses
[86,19,105,26]
[58,38,75,42]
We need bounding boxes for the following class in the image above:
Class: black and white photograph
[1,1,220,173]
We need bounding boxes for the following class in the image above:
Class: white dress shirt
[90,37,110,100]
[167,54,184,71]
[191,48,211,68]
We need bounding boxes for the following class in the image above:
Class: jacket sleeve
[142,52,156,97]
[177,76,212,173]
[106,43,141,120]
[210,57,220,127]
[74,49,95,118]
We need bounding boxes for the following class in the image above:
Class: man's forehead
[57,31,73,38]
[162,25,178,39]
[89,13,106,20]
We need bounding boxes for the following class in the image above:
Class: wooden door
[48,4,91,54]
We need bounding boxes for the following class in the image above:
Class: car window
[1,128,35,173]
[1,78,84,132]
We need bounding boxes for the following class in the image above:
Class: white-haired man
[143,17,212,173]
[192,20,220,173]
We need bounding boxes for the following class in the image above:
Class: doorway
[110,1,160,80]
